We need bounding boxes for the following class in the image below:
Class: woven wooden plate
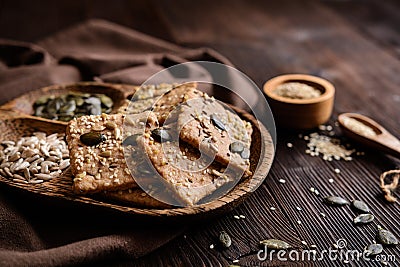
[0,82,274,220]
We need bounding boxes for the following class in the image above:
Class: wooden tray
[0,82,274,219]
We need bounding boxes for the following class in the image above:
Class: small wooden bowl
[1,82,136,125]
[263,74,335,129]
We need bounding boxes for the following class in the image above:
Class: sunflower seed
[219,231,232,248]
[259,239,291,250]
[351,200,370,213]
[376,227,398,246]
[353,214,375,225]
[323,196,349,206]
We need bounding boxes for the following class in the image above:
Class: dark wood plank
[323,0,400,59]
[0,0,399,266]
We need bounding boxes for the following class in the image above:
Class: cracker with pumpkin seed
[67,113,158,194]
[175,92,253,176]
[138,127,238,206]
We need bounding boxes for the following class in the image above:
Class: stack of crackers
[66,83,253,207]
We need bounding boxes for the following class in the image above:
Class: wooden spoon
[338,113,400,158]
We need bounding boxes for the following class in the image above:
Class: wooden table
[1,0,399,266]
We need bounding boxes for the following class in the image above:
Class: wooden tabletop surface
[1,0,399,266]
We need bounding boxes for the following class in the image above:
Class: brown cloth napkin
[0,19,234,267]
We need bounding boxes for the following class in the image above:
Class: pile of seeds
[34,92,113,121]
[305,133,355,161]
[0,132,70,184]
[273,82,321,99]
[342,117,376,138]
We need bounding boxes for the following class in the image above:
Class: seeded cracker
[104,188,171,209]
[175,91,253,176]
[67,114,142,194]
[138,130,237,206]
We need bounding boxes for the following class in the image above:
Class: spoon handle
[379,131,400,158]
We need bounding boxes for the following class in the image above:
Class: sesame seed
[270,207,276,211]
[334,168,340,174]
[287,142,293,148]
[296,207,302,211]
[209,244,214,249]
[297,220,302,225]
[234,215,240,220]
[239,215,245,219]
[328,178,334,183]
[301,240,307,246]
[320,212,326,218]
[278,179,286,184]
[232,260,239,263]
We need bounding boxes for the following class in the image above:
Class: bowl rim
[263,74,335,104]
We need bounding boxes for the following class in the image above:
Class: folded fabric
[0,19,233,266]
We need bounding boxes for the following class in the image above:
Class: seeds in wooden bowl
[342,117,376,138]
[273,82,321,99]
[0,132,69,184]
[33,92,114,121]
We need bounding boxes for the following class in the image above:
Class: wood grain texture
[1,0,399,266]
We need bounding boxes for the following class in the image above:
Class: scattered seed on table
[239,215,245,219]
[219,231,232,248]
[287,143,293,148]
[353,214,375,225]
[296,207,302,211]
[310,244,317,248]
[310,187,315,193]
[209,244,214,249]
[270,207,276,211]
[232,260,239,263]
[233,215,240,220]
[320,212,326,218]
[376,227,398,246]
[301,241,308,246]
[365,243,383,256]
[259,239,291,249]
[278,179,286,184]
[351,200,370,213]
[334,168,340,174]
[297,220,302,225]
[323,196,349,206]
[328,179,334,183]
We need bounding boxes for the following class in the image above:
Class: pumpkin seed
[122,134,141,146]
[210,115,226,131]
[376,227,398,246]
[229,141,244,153]
[219,231,232,248]
[323,196,349,206]
[100,95,113,108]
[365,244,383,256]
[351,200,370,213]
[353,214,375,225]
[259,239,291,250]
[60,100,76,113]
[99,151,111,158]
[240,147,250,159]
[105,121,117,130]
[33,93,113,121]
[151,128,171,142]
[80,132,106,146]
